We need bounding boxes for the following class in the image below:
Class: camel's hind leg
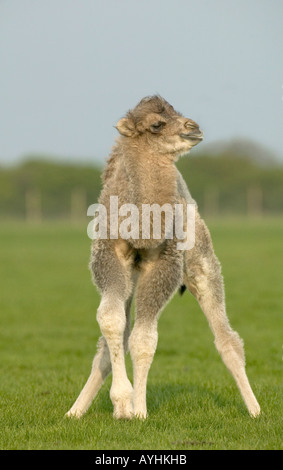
[66,297,132,419]
[65,335,111,419]
[184,223,260,417]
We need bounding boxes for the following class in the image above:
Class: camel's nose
[184,119,200,131]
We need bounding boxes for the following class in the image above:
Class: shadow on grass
[88,378,247,417]
[147,382,245,414]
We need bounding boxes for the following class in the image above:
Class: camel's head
[115,95,203,158]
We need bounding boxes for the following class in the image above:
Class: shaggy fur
[66,95,260,419]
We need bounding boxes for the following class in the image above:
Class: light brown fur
[66,95,260,420]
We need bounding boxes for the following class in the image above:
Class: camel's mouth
[180,131,204,141]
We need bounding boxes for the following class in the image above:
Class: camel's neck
[124,147,178,207]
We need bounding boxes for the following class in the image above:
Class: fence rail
[16,186,281,222]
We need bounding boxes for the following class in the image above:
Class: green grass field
[0,219,282,450]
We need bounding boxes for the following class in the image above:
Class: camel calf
[66,95,260,419]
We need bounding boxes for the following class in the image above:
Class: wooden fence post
[25,188,42,223]
[247,185,263,217]
[203,187,219,217]
[71,188,87,222]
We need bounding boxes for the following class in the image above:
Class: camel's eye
[150,121,166,133]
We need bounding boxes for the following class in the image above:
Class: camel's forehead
[129,95,181,120]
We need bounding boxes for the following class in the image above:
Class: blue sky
[0,0,282,165]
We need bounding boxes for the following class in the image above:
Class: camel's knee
[215,329,246,370]
[129,321,158,364]
[97,297,126,339]
[92,336,111,376]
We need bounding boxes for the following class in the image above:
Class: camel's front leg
[129,317,158,419]
[129,245,183,418]
[66,237,135,419]
[97,295,133,419]
[66,296,132,419]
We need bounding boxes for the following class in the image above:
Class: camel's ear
[115,117,136,137]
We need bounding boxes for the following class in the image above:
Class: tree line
[0,151,282,220]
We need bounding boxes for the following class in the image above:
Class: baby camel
[66,95,260,419]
